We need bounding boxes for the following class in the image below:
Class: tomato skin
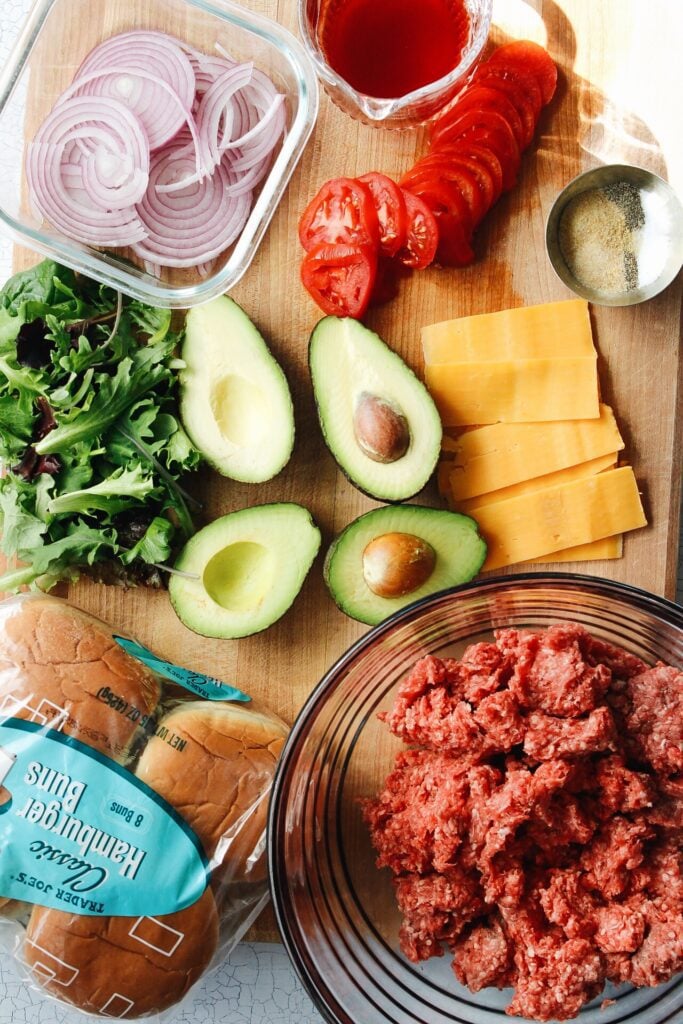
[298,177,380,251]
[358,172,407,257]
[452,84,526,149]
[395,189,439,270]
[486,40,558,105]
[402,156,488,224]
[474,63,543,121]
[300,242,377,318]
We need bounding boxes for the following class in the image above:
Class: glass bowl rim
[267,570,683,1024]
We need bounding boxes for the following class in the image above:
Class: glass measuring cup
[298,0,493,129]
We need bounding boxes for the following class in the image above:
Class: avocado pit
[362,532,436,598]
[353,392,410,464]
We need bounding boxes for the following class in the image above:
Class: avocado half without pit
[324,505,487,626]
[180,296,294,483]
[309,317,442,502]
[169,504,321,638]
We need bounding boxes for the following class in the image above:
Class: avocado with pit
[309,317,442,502]
[324,505,486,626]
[170,503,321,638]
[180,296,294,483]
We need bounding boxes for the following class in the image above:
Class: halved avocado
[309,317,442,502]
[180,296,294,483]
[324,505,486,626]
[170,504,321,638]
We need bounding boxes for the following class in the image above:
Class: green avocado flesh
[324,505,487,626]
[170,504,321,638]
[180,296,294,482]
[309,317,442,502]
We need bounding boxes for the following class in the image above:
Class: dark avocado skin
[308,317,439,504]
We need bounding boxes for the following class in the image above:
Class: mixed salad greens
[0,259,201,591]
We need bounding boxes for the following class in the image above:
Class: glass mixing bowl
[268,572,683,1024]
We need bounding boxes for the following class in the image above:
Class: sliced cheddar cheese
[475,466,646,570]
[443,405,623,500]
[422,299,594,363]
[526,536,623,563]
[425,356,600,425]
[451,453,618,514]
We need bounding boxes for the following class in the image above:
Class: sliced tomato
[475,61,543,120]
[432,109,520,191]
[357,172,407,258]
[395,190,439,270]
[487,40,558,105]
[402,158,485,225]
[469,71,537,148]
[403,180,474,268]
[439,142,505,205]
[298,177,380,252]
[301,242,377,318]
[452,84,526,150]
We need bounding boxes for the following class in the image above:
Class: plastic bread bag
[0,593,289,1019]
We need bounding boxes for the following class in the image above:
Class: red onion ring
[26,95,149,245]
[73,30,195,150]
[134,144,251,267]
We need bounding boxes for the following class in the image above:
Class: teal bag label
[113,636,250,703]
[0,718,209,916]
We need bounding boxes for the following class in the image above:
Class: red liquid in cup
[319,0,471,100]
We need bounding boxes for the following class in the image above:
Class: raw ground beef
[362,623,683,1021]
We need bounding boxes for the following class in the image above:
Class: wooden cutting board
[12,0,682,940]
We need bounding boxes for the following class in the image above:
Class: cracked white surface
[0,3,322,1022]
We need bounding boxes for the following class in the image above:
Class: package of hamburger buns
[0,593,289,1020]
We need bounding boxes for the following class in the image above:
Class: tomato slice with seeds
[486,40,558,105]
[403,180,474,268]
[474,62,543,120]
[401,157,485,225]
[298,177,380,252]
[439,142,505,204]
[395,190,439,270]
[432,110,520,191]
[452,84,526,150]
[357,172,407,258]
[301,242,377,318]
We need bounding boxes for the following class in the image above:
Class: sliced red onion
[73,30,195,149]
[27,30,288,274]
[134,144,251,267]
[59,66,201,179]
[26,95,149,245]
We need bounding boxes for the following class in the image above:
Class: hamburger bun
[136,701,288,883]
[0,596,161,761]
[24,887,218,1018]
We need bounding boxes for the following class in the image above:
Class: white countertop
[0,3,679,1023]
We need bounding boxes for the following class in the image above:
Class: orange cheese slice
[451,453,618,514]
[424,357,600,426]
[525,536,623,563]
[475,467,646,570]
[422,299,594,363]
[443,405,623,501]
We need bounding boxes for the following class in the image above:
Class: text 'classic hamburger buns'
[24,887,219,1019]
[0,596,161,762]
[135,701,288,883]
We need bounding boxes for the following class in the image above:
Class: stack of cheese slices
[424,299,647,570]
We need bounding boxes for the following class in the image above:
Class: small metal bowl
[546,164,683,306]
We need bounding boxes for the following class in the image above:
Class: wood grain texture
[13,0,682,940]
